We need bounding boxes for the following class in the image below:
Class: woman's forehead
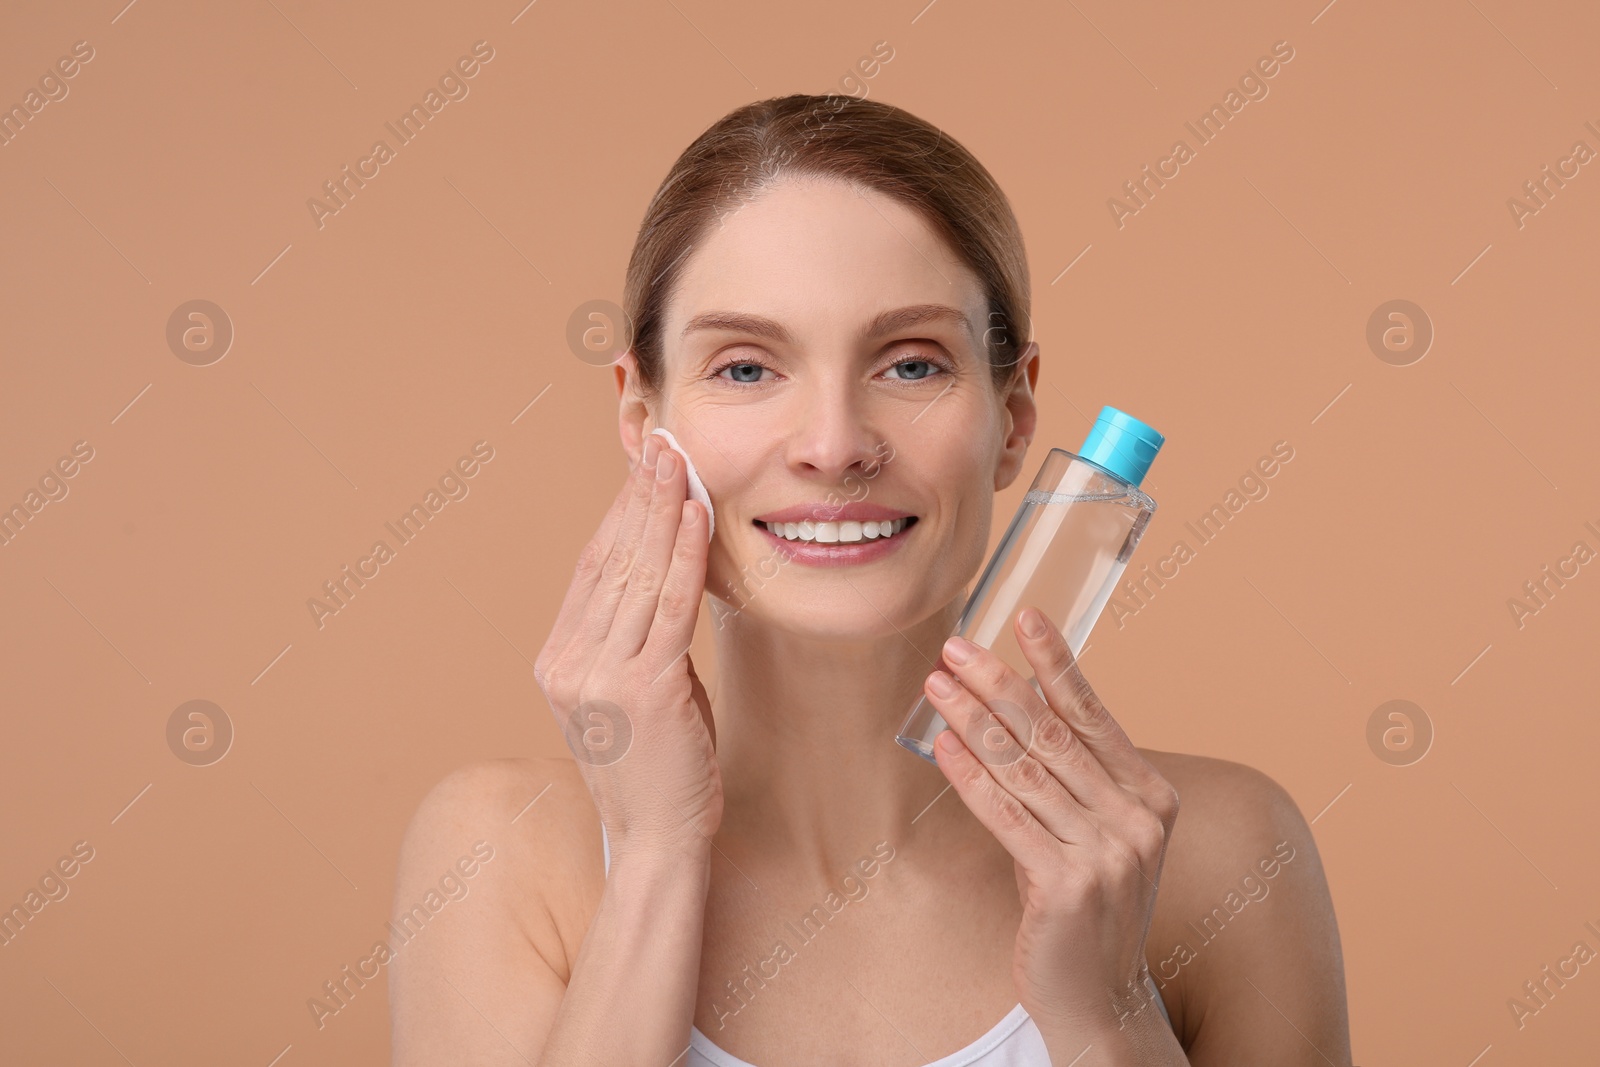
[665,179,985,342]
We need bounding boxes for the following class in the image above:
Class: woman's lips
[752,516,918,567]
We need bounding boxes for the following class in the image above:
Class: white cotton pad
[649,427,715,542]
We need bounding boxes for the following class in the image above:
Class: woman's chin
[709,592,935,645]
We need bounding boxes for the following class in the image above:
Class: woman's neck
[706,595,977,878]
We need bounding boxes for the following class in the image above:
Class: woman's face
[625,175,1037,641]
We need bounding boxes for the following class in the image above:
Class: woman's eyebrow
[680,303,974,345]
[680,311,794,345]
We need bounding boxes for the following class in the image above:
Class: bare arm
[539,846,712,1066]
[393,433,722,1062]
[388,758,713,1067]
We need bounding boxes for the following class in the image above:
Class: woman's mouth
[757,516,915,544]
[751,515,919,566]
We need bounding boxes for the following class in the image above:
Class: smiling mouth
[754,516,919,545]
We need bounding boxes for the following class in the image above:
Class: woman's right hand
[534,432,722,865]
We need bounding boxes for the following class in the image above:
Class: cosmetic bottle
[896,406,1164,764]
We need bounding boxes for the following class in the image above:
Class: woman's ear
[614,351,654,468]
[994,341,1040,492]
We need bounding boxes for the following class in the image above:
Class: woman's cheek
[950,494,994,583]
[705,544,734,606]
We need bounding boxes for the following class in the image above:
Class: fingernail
[943,636,975,665]
[642,435,662,467]
[656,450,677,480]
[927,670,959,697]
[1018,608,1047,640]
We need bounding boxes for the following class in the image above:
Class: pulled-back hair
[622,93,1032,399]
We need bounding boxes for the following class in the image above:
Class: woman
[390,94,1351,1066]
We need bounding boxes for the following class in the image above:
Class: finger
[1017,605,1169,801]
[639,499,709,679]
[931,729,1065,864]
[606,446,690,658]
[542,449,652,658]
[570,435,664,653]
[923,668,1098,845]
[935,633,1126,814]
[932,678,1168,892]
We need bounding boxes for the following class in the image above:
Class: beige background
[2,0,1597,1063]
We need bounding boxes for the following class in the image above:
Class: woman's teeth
[758,517,913,544]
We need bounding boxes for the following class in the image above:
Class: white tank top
[600,821,1173,1066]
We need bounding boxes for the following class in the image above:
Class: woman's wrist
[604,837,714,893]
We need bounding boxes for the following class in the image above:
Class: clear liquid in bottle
[896,407,1163,764]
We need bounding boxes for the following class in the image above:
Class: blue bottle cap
[1078,406,1164,488]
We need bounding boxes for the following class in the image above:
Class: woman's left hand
[922,605,1181,1038]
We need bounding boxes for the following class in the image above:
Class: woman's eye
[887,358,941,381]
[711,354,946,385]
[719,362,769,383]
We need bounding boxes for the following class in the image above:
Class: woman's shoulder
[1138,747,1302,821]
[1133,748,1339,1041]
[401,753,597,825]
[1135,746,1318,899]
[393,755,604,980]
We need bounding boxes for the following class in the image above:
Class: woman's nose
[783,389,887,479]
